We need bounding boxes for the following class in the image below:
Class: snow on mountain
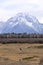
[1,12,43,34]
[0,21,5,33]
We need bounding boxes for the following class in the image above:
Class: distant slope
[1,12,43,34]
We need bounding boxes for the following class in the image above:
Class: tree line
[0,33,43,38]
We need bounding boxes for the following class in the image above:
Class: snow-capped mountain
[0,21,5,33]
[2,12,43,34]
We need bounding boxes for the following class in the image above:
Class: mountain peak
[1,12,43,34]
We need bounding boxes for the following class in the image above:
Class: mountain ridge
[0,12,43,34]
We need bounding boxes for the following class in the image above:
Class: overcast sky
[0,0,43,23]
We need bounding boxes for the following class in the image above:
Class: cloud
[0,0,43,23]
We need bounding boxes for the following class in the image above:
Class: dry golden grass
[0,43,43,65]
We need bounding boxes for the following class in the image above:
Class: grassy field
[0,43,43,65]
